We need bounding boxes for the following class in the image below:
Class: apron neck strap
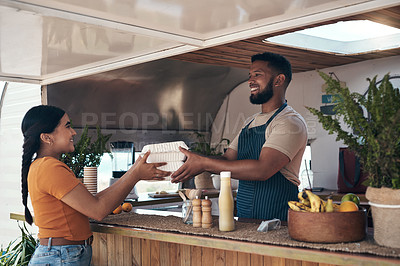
[244,101,287,130]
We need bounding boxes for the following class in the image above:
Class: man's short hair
[251,52,292,85]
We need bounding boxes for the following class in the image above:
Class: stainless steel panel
[47,58,248,136]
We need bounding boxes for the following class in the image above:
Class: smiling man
[171,52,307,221]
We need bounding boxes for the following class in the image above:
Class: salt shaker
[201,196,212,228]
[192,196,202,228]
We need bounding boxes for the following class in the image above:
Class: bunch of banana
[288,201,311,212]
[288,190,339,212]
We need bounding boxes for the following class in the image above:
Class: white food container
[141,141,188,179]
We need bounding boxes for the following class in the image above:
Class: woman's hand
[128,151,171,181]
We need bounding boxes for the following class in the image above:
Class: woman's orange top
[28,157,92,241]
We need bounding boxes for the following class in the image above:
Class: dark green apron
[236,102,298,221]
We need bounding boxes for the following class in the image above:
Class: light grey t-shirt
[229,105,308,185]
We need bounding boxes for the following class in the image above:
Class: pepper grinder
[192,196,202,228]
[201,196,212,228]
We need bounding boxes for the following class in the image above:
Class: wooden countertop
[89,211,399,265]
[89,225,399,265]
[10,210,400,265]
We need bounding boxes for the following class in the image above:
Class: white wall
[0,82,40,247]
[211,55,400,190]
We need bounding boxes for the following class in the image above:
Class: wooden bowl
[288,208,367,243]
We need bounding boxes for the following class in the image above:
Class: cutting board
[148,189,220,198]
[148,192,180,198]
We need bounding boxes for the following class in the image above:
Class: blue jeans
[29,238,92,266]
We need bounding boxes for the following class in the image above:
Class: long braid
[21,133,40,225]
[21,105,65,225]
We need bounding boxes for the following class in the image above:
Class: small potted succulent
[306,71,400,248]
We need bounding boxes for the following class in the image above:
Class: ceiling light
[263,20,400,55]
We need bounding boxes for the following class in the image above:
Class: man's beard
[250,79,274,105]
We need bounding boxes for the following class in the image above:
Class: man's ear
[40,133,52,145]
[274,74,286,87]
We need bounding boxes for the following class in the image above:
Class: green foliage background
[190,132,230,156]
[0,222,36,265]
[61,125,112,179]
[306,72,400,189]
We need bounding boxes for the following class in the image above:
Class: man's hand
[170,147,207,183]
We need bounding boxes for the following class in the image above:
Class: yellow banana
[305,190,324,212]
[298,191,307,201]
[288,201,311,212]
[326,198,334,212]
[319,200,326,212]
[302,199,311,207]
[297,191,311,207]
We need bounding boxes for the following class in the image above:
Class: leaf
[61,125,112,178]
[306,71,400,189]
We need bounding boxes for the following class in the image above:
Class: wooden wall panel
[225,250,238,266]
[201,247,214,265]
[214,249,225,266]
[98,233,108,266]
[264,255,285,266]
[180,244,191,266]
[114,235,124,265]
[237,251,251,265]
[141,238,151,266]
[284,258,303,266]
[191,245,203,266]
[159,241,169,265]
[132,237,141,265]
[168,242,180,266]
[251,254,264,266]
[106,234,116,265]
[122,236,131,264]
[150,240,160,266]
[91,232,349,266]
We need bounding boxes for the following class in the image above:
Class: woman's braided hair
[21,105,65,225]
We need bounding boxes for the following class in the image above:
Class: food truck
[1,0,399,265]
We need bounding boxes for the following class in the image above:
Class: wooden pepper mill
[192,196,202,228]
[201,196,212,228]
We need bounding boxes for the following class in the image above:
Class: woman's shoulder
[33,157,72,172]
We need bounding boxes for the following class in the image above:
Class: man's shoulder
[279,105,306,123]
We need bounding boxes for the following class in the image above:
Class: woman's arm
[61,152,170,221]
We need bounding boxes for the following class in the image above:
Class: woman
[22,105,170,265]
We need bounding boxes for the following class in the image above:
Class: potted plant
[61,125,112,180]
[190,132,230,189]
[306,71,400,248]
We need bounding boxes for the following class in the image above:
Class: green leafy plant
[306,71,400,189]
[61,125,112,178]
[0,222,37,265]
[190,132,230,156]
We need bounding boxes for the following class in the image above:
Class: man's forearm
[202,157,275,181]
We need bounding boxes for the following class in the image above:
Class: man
[171,52,307,221]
